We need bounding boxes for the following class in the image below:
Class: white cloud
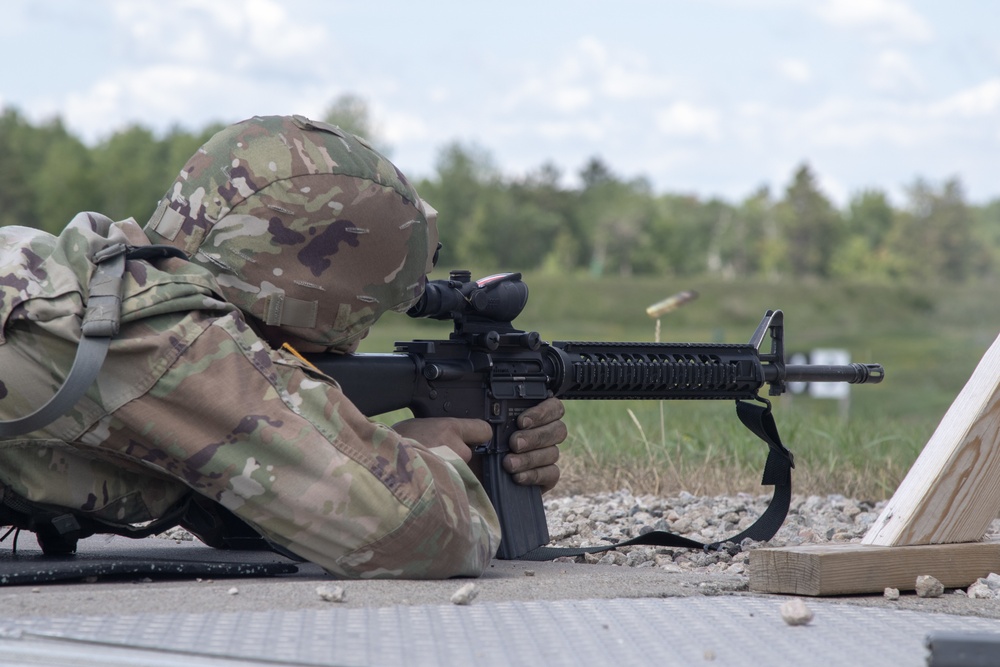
[777,58,812,84]
[815,0,933,42]
[427,86,450,104]
[720,78,1000,197]
[930,79,1000,118]
[577,38,674,100]
[866,50,924,93]
[809,114,925,149]
[761,96,930,150]
[550,86,595,114]
[62,61,330,143]
[109,0,327,64]
[533,119,608,142]
[655,102,722,141]
[380,110,432,144]
[502,37,674,114]
[53,0,342,141]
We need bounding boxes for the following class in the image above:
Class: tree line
[2,104,997,284]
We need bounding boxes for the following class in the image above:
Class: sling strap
[516,397,794,560]
[0,243,187,437]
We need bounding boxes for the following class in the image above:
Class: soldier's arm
[108,310,501,578]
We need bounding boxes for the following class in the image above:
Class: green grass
[359,271,1000,500]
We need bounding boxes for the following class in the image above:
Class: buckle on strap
[0,241,184,437]
[84,243,186,337]
[82,243,127,338]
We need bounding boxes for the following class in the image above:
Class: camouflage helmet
[144,114,438,349]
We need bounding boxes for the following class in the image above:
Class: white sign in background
[787,352,809,395]
[808,348,852,400]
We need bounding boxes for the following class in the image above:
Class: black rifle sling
[516,398,794,560]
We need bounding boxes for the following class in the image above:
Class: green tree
[698,186,779,280]
[884,177,985,282]
[638,194,731,278]
[576,158,656,277]
[971,198,1000,279]
[0,109,104,232]
[509,163,578,273]
[91,125,169,223]
[774,163,842,278]
[830,189,896,281]
[31,123,99,232]
[0,108,44,229]
[416,142,501,270]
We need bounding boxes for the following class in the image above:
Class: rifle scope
[408,270,529,324]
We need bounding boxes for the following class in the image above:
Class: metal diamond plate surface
[3,596,1000,667]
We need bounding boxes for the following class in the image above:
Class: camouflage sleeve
[102,310,501,578]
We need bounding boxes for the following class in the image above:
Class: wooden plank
[863,332,1000,546]
[748,540,1000,596]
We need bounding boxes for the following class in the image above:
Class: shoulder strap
[0,244,127,437]
[0,243,188,438]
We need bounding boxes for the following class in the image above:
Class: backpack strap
[0,243,187,438]
[0,243,127,437]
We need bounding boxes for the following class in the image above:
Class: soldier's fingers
[510,420,568,453]
[511,464,561,493]
[517,397,565,429]
[393,417,491,462]
[503,445,560,476]
[456,418,493,446]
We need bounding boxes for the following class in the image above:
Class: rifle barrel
[774,363,885,385]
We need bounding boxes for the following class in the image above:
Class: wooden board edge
[748,540,1000,596]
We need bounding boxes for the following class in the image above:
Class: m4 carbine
[309,271,884,559]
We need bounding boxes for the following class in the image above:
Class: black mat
[0,534,305,585]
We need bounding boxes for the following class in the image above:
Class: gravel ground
[158,490,1000,601]
[162,489,998,575]
[541,490,887,572]
[542,490,1000,579]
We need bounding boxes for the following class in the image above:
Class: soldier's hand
[392,417,492,464]
[504,397,567,493]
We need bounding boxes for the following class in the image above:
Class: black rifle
[309,271,884,559]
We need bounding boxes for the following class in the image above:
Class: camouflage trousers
[0,309,499,578]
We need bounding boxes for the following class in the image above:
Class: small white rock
[227,587,239,596]
[915,575,944,598]
[967,581,995,599]
[316,585,346,602]
[450,582,479,605]
[883,587,900,600]
[780,598,814,626]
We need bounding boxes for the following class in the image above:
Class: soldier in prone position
[0,115,566,578]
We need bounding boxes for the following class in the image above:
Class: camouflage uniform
[0,116,501,578]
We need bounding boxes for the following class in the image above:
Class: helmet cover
[144,114,438,349]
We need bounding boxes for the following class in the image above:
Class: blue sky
[2,0,998,206]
